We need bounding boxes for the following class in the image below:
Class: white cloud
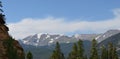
[7,9,120,39]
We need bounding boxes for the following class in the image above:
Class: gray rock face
[95,29,120,43]
[22,33,99,46]
[73,34,99,41]
[22,33,77,46]
[97,32,120,57]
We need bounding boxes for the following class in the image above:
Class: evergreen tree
[4,37,19,59]
[27,51,33,59]
[108,43,113,59]
[0,1,5,24]
[108,43,118,59]
[77,39,84,59]
[0,1,3,12]
[6,38,18,59]
[50,42,65,59]
[90,39,99,59]
[112,46,118,59]
[100,45,108,59]
[84,55,88,59]
[68,40,86,59]
[67,43,78,59]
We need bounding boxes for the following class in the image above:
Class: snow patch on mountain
[49,39,54,43]
[66,41,70,43]
[21,33,99,46]
[95,29,120,43]
[103,35,106,37]
[95,35,101,40]
[74,34,81,38]
[46,35,50,39]
[36,39,39,43]
[21,29,120,46]
[23,40,28,44]
[37,33,42,39]
[73,34,98,41]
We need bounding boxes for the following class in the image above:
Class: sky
[1,0,120,39]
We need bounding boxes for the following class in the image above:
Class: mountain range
[19,29,120,59]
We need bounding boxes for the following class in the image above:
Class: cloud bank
[8,9,120,39]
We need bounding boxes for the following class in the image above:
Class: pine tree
[4,37,19,59]
[0,1,3,12]
[68,43,78,59]
[112,46,118,59]
[100,45,108,59]
[90,39,99,59]
[77,39,84,59]
[108,43,113,59]
[27,51,33,59]
[108,43,118,59]
[0,1,5,25]
[84,55,88,59]
[50,42,65,59]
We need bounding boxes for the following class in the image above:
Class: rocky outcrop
[0,13,25,59]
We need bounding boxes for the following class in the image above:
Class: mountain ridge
[19,29,120,59]
[21,29,120,46]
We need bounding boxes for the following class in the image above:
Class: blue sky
[1,0,120,39]
[2,0,120,22]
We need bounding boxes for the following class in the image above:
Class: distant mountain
[20,33,97,59]
[21,29,120,46]
[97,32,120,56]
[21,33,98,46]
[22,33,77,46]
[95,29,120,43]
[73,34,99,41]
[97,32,120,48]
[19,29,120,59]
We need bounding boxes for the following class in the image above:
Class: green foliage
[90,39,99,59]
[50,42,65,59]
[100,45,108,59]
[108,43,118,59]
[49,39,119,59]
[84,55,88,59]
[112,47,119,59]
[0,1,5,25]
[4,37,19,59]
[68,39,86,59]
[68,43,78,59]
[100,43,119,59]
[77,40,84,59]
[3,37,25,59]
[0,1,3,13]
[27,51,33,59]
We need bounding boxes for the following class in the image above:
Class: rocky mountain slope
[21,29,120,47]
[95,29,120,43]
[21,33,98,46]
[0,10,25,59]
[97,32,120,56]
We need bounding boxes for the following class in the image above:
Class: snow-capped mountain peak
[73,34,98,41]
[37,33,50,39]
[37,33,42,39]
[21,33,78,46]
[74,34,81,38]
[21,29,120,46]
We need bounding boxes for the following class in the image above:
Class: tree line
[50,39,119,59]
[4,37,33,59]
